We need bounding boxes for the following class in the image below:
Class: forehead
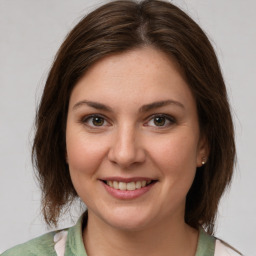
[69,47,195,112]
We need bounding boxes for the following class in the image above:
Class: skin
[66,47,208,256]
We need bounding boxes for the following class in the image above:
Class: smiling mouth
[102,180,157,191]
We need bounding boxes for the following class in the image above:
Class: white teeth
[127,182,135,190]
[106,180,152,191]
[107,181,113,187]
[119,182,126,190]
[113,181,119,189]
[135,181,142,189]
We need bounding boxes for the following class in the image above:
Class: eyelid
[80,113,175,129]
[81,114,111,127]
[144,114,176,127]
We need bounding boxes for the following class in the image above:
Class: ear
[196,135,209,167]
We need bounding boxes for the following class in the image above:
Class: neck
[83,211,198,256]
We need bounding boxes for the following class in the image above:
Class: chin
[97,206,155,232]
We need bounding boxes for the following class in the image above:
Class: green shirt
[1,214,215,256]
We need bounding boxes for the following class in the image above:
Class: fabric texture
[1,232,57,256]
[214,240,242,256]
[1,213,240,256]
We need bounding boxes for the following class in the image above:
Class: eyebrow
[72,99,184,112]
[139,100,184,112]
[73,100,113,112]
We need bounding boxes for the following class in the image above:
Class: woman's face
[66,47,207,231]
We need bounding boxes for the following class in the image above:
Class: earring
[201,158,207,165]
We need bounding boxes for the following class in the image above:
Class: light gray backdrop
[0,0,255,255]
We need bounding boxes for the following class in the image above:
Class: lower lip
[102,181,156,200]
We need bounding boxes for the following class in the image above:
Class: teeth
[127,182,135,191]
[142,180,146,187]
[113,181,119,189]
[119,182,126,190]
[106,180,152,191]
[135,181,141,189]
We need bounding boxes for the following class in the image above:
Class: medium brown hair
[32,0,235,234]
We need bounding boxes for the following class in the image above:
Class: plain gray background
[0,0,255,255]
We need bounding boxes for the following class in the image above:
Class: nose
[108,124,146,169]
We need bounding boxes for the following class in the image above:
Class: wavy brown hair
[32,0,235,235]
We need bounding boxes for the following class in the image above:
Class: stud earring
[201,158,207,165]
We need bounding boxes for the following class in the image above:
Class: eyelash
[80,114,176,129]
[81,114,110,128]
[145,114,176,128]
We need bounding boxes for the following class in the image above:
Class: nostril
[108,147,146,169]
[107,133,146,168]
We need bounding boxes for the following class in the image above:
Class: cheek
[66,130,108,176]
[149,134,199,207]
[148,133,199,176]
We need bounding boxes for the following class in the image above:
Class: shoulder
[197,228,242,256]
[215,239,242,256]
[1,231,58,256]
[1,213,86,256]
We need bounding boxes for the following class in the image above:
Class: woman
[1,0,241,255]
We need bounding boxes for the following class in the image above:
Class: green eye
[153,116,166,126]
[146,114,175,128]
[92,116,105,126]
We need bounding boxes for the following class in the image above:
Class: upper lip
[100,177,157,183]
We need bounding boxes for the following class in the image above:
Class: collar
[64,211,88,256]
[195,228,216,256]
[64,212,215,256]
